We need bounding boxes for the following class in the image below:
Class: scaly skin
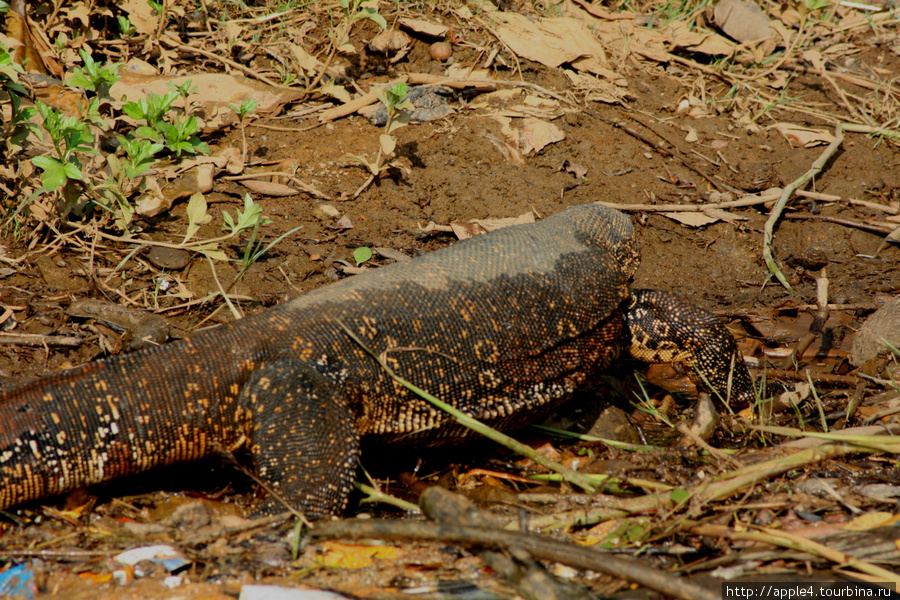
[0,203,754,518]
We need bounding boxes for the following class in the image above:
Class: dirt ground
[2,0,900,598]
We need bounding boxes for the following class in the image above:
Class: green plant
[118,16,136,37]
[117,137,165,179]
[157,114,210,157]
[122,91,180,131]
[0,43,38,156]
[30,102,99,218]
[230,98,257,163]
[122,90,210,157]
[346,81,413,197]
[66,49,121,96]
[629,375,675,428]
[219,193,303,278]
[31,102,94,191]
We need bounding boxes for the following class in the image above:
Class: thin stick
[598,189,781,212]
[0,333,83,346]
[207,256,242,321]
[782,268,829,369]
[159,36,282,88]
[763,123,844,292]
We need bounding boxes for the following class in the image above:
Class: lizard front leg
[239,361,359,519]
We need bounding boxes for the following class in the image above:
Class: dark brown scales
[0,203,756,518]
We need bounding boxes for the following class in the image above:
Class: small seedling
[123,92,180,131]
[123,90,209,157]
[230,99,258,164]
[66,49,121,97]
[31,102,95,192]
[118,16,136,37]
[221,193,304,280]
[117,137,165,179]
[157,115,210,157]
[346,81,413,197]
[0,44,39,156]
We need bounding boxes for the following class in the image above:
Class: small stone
[146,246,192,270]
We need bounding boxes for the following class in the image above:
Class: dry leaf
[240,180,300,197]
[675,95,714,118]
[134,177,171,218]
[121,0,159,35]
[487,12,610,75]
[662,211,720,227]
[563,70,630,104]
[289,43,324,76]
[483,132,525,165]
[522,118,565,154]
[557,159,588,178]
[771,122,835,147]
[398,18,449,37]
[319,81,352,103]
[329,215,353,230]
[476,213,535,231]
[840,512,900,531]
[849,295,900,366]
[714,0,774,42]
[4,11,60,77]
[450,221,483,240]
[568,0,640,21]
[703,207,746,222]
[494,115,519,146]
[450,212,535,240]
[318,541,401,569]
[666,21,736,56]
[444,64,492,79]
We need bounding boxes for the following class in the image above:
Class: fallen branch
[690,524,900,586]
[420,487,588,600]
[311,513,720,600]
[0,332,83,346]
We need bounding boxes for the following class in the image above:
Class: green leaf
[353,7,386,29]
[670,488,690,504]
[223,194,266,234]
[193,243,228,262]
[353,246,373,265]
[67,70,94,91]
[184,192,213,243]
[386,110,410,134]
[62,161,83,180]
[31,155,79,189]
